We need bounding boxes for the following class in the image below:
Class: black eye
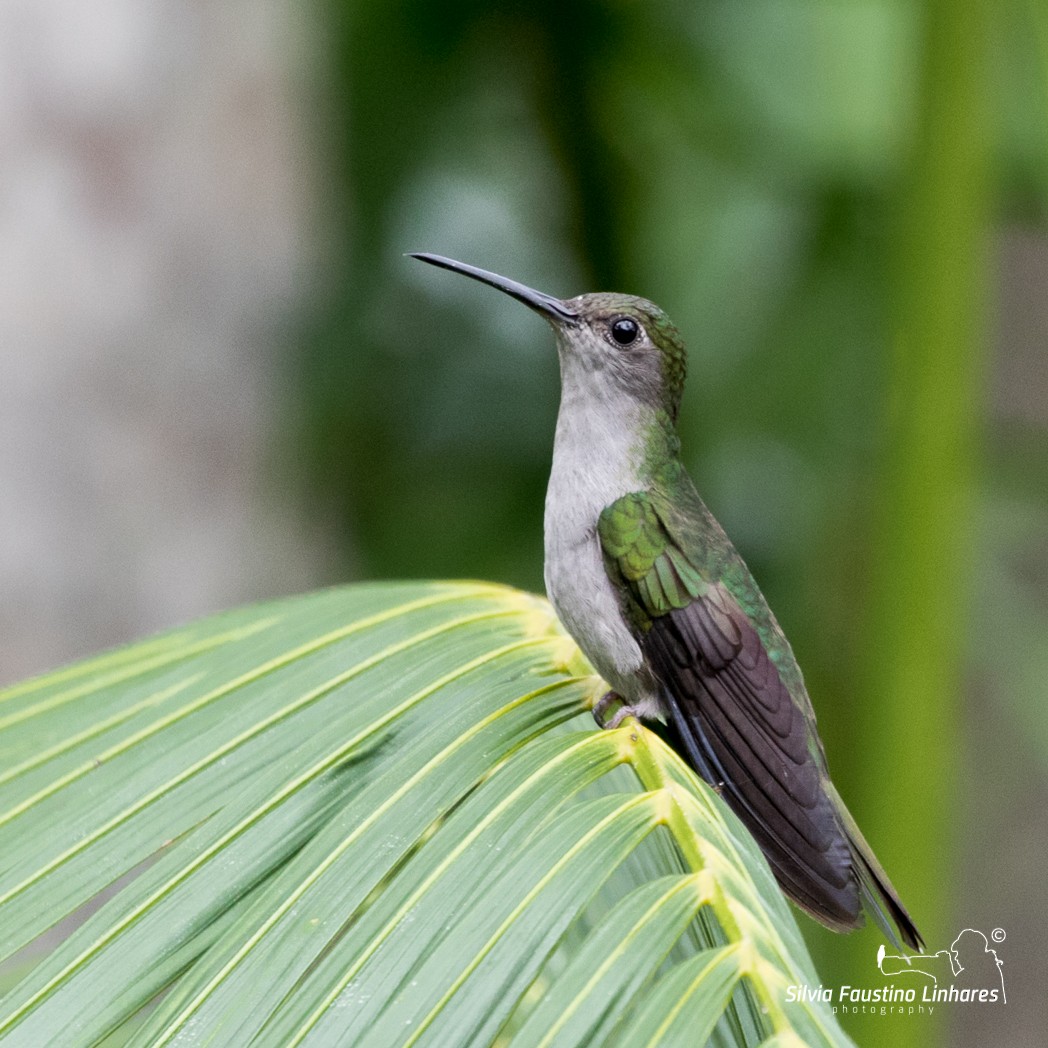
[610,317,640,346]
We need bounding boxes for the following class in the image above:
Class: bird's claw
[592,690,621,727]
[592,690,640,730]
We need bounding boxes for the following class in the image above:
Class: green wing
[596,489,923,950]
[599,489,860,926]
[597,491,709,628]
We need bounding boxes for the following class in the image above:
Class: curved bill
[409,253,577,321]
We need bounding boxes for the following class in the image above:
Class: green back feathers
[598,483,810,708]
[597,492,709,629]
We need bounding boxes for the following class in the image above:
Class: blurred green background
[291,2,1047,1046]
[2,0,1045,1044]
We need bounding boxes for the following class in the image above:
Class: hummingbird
[410,252,922,951]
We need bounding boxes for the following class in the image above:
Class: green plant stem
[620,722,791,1038]
[855,0,992,1045]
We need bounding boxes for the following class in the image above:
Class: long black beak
[409,253,577,321]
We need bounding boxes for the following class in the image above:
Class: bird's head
[410,254,687,423]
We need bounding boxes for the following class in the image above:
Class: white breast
[542,382,657,705]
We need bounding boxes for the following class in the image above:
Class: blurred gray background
[0,0,334,684]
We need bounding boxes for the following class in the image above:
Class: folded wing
[598,490,860,929]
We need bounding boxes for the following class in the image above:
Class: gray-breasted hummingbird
[410,252,922,950]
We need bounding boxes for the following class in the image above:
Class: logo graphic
[877,928,1006,1004]
[783,928,1006,1017]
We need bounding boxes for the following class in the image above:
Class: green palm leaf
[0,582,850,1047]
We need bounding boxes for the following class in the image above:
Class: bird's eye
[610,317,640,346]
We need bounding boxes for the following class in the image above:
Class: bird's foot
[592,691,641,730]
[592,690,622,727]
